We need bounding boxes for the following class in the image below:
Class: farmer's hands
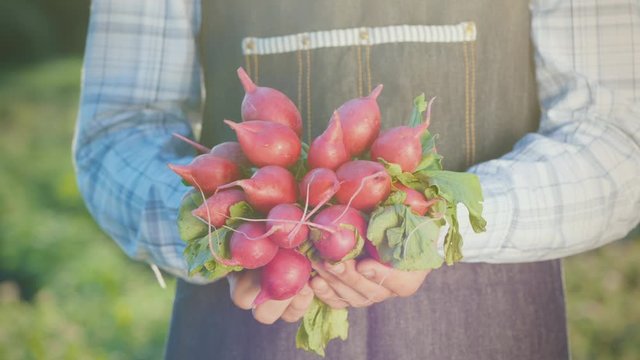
[228,259,429,323]
[228,270,314,324]
[310,259,430,309]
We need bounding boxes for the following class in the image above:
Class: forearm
[457,0,640,262]
[73,0,205,281]
[460,101,640,262]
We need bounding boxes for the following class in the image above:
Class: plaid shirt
[73,0,640,281]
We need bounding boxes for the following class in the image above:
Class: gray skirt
[165,260,568,360]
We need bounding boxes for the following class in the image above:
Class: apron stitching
[297,48,303,114]
[252,53,260,84]
[366,44,373,94]
[463,41,472,167]
[244,39,254,77]
[306,48,312,143]
[360,28,373,94]
[470,40,477,164]
[356,45,363,97]
[244,54,251,77]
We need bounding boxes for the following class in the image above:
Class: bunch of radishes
[170,67,463,354]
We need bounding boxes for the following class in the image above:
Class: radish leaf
[298,239,323,264]
[407,93,427,127]
[383,189,407,206]
[292,141,310,181]
[379,160,423,190]
[184,232,241,280]
[415,151,443,172]
[443,209,464,264]
[296,298,349,357]
[336,223,365,262]
[367,205,444,270]
[227,201,255,227]
[416,170,486,264]
[417,170,486,233]
[177,190,207,242]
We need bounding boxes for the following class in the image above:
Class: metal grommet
[301,34,310,48]
[465,22,475,37]
[359,29,369,41]
[245,39,255,51]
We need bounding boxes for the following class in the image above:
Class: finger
[280,285,314,323]
[228,270,261,310]
[313,262,371,308]
[322,260,393,303]
[252,297,293,325]
[310,276,348,309]
[356,258,430,297]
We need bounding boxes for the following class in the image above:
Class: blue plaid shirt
[73,0,640,282]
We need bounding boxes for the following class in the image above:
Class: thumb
[228,270,261,310]
[356,258,430,297]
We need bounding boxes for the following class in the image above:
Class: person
[73,0,640,359]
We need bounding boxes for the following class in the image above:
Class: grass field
[0,58,637,359]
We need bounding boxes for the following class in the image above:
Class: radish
[333,84,383,156]
[311,205,367,262]
[217,165,297,214]
[253,249,312,306]
[171,135,250,168]
[224,120,301,168]
[210,141,251,168]
[334,160,391,211]
[370,97,435,172]
[237,67,303,136]
[299,168,340,207]
[364,239,384,263]
[266,204,309,248]
[394,184,431,216]
[191,189,246,228]
[229,222,278,269]
[168,154,241,195]
[307,113,349,170]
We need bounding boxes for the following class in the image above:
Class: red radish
[254,249,312,306]
[168,154,241,195]
[237,67,303,136]
[224,120,301,168]
[299,168,340,207]
[266,204,309,248]
[311,205,367,262]
[307,113,349,170]
[370,97,435,172]
[333,85,383,156]
[191,189,246,228]
[364,239,383,263]
[334,160,391,211]
[394,184,430,216]
[229,222,278,269]
[217,165,297,214]
[210,141,251,168]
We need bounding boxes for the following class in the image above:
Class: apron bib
[166,1,569,359]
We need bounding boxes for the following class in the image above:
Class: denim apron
[165,1,569,359]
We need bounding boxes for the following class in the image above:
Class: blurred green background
[0,1,638,359]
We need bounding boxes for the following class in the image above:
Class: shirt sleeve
[458,0,640,263]
[72,0,206,282]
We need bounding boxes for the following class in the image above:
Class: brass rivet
[465,23,474,36]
